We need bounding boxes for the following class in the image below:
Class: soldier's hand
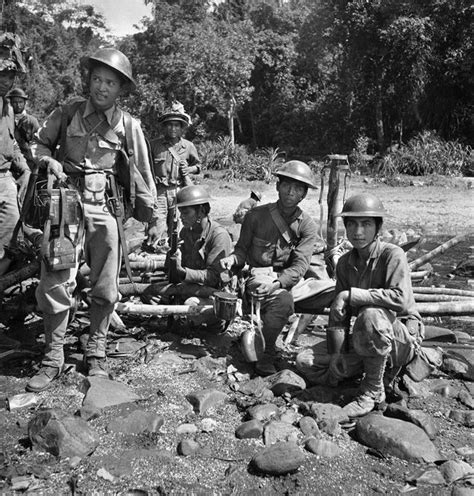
[146,222,160,248]
[220,254,236,270]
[46,158,67,182]
[254,280,280,297]
[179,160,190,176]
[330,290,350,322]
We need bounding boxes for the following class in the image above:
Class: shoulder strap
[55,99,86,163]
[268,203,297,247]
[122,110,137,206]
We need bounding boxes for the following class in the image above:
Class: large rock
[384,404,438,439]
[28,409,99,459]
[107,410,164,435]
[186,389,227,415]
[449,410,474,428]
[264,369,306,396]
[251,442,305,475]
[356,413,441,463]
[440,460,474,484]
[299,416,321,438]
[81,377,140,410]
[263,420,300,445]
[309,403,349,424]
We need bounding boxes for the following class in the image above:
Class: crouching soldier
[26,48,159,392]
[221,161,319,375]
[157,184,233,330]
[296,194,424,417]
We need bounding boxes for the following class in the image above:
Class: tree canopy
[8,0,473,155]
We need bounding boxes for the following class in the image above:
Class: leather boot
[342,355,388,418]
[26,365,61,392]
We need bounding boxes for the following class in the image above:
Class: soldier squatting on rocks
[221,161,320,376]
[296,193,424,417]
[0,33,31,277]
[26,48,159,392]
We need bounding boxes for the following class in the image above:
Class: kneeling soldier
[159,185,233,330]
[296,193,423,417]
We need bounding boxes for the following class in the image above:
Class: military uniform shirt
[334,237,421,322]
[180,218,232,287]
[233,201,318,289]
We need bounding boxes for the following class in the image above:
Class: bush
[197,137,285,182]
[376,131,473,177]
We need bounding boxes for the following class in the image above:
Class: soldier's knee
[353,306,393,357]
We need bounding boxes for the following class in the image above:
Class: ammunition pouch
[83,171,107,203]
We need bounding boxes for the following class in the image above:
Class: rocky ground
[0,174,473,495]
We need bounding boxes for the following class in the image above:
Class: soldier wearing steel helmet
[296,193,424,417]
[0,33,31,276]
[146,101,201,253]
[6,87,40,167]
[154,184,232,330]
[221,160,319,375]
[26,48,159,392]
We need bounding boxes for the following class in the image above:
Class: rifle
[168,181,180,283]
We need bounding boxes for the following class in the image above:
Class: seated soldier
[158,184,233,330]
[221,161,319,375]
[296,193,424,417]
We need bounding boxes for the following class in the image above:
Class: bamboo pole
[414,294,473,302]
[129,260,166,271]
[410,269,432,280]
[0,260,40,293]
[116,302,214,317]
[413,287,474,297]
[409,234,469,270]
[416,300,474,316]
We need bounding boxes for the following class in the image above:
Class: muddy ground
[0,174,473,495]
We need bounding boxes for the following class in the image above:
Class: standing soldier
[221,161,318,375]
[6,87,40,167]
[0,33,30,276]
[147,101,201,253]
[26,48,159,392]
[296,194,424,417]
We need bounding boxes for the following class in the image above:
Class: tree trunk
[375,81,385,153]
[228,95,236,149]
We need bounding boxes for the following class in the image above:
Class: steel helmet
[176,185,212,207]
[273,160,317,189]
[85,48,136,90]
[6,87,28,99]
[338,193,387,218]
[159,101,191,126]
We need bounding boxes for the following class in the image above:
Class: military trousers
[36,201,121,368]
[296,306,422,389]
[0,172,19,260]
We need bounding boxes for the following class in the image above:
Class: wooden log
[119,282,169,296]
[116,302,214,317]
[0,260,40,293]
[410,269,432,280]
[413,287,474,297]
[416,300,474,316]
[129,260,166,271]
[414,294,473,302]
[409,234,469,270]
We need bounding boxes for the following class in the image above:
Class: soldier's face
[345,217,377,250]
[179,206,201,229]
[89,66,123,110]
[0,70,15,97]
[164,121,183,139]
[10,96,26,114]
[277,179,307,209]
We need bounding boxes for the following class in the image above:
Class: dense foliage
[8,0,474,172]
